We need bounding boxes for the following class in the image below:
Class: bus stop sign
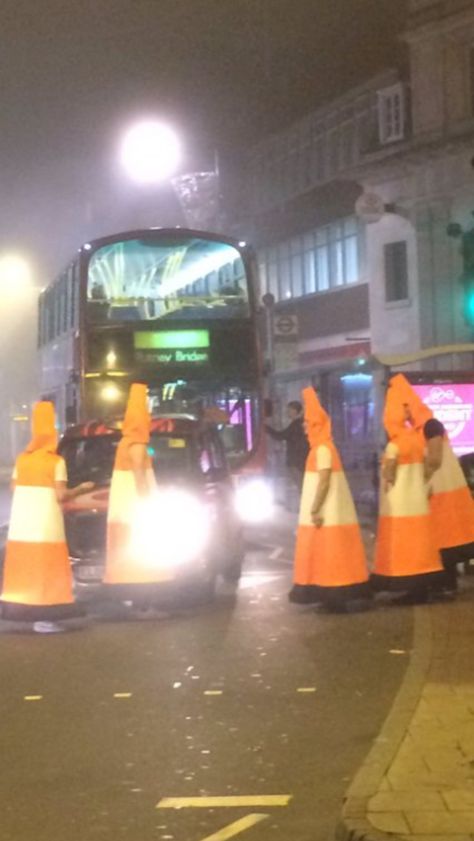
[274,314,298,337]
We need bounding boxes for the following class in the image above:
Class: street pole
[262,292,275,402]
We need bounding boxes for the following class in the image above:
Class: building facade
[237,0,474,504]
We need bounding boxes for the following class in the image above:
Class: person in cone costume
[289,387,371,611]
[392,373,474,594]
[104,382,172,602]
[1,402,93,633]
[372,376,444,602]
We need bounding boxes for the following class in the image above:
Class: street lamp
[119,119,182,184]
[0,254,32,297]
[0,252,37,463]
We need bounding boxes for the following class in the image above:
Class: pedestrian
[104,382,171,601]
[266,400,309,492]
[1,401,93,633]
[372,376,444,604]
[289,387,370,612]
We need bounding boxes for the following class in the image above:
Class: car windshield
[61,432,195,487]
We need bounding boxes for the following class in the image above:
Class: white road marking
[156,795,291,808]
[197,814,268,841]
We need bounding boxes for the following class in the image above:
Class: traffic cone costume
[1,402,80,622]
[289,387,370,609]
[104,383,171,596]
[372,377,444,594]
[396,374,474,583]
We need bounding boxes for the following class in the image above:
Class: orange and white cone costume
[289,387,370,608]
[395,374,474,585]
[104,383,171,596]
[372,377,444,594]
[427,441,474,556]
[1,402,81,622]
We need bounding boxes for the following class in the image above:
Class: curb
[335,607,433,841]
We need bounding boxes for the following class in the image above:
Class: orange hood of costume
[302,387,332,449]
[389,373,433,431]
[122,383,151,445]
[26,402,58,453]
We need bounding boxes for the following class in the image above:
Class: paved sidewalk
[338,577,474,841]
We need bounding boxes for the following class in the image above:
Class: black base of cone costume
[370,570,446,593]
[289,581,371,608]
[1,601,85,622]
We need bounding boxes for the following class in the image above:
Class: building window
[378,83,405,144]
[384,241,409,302]
[258,260,267,297]
[259,216,360,302]
[343,217,359,284]
[290,237,303,297]
[267,248,278,300]
[303,232,316,294]
[470,48,474,116]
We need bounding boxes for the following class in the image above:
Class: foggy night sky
[1,0,408,279]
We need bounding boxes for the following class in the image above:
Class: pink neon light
[412,383,474,456]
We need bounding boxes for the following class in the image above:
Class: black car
[59,414,245,601]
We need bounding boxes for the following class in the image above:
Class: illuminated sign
[412,383,474,456]
[134,330,210,366]
[134,330,209,349]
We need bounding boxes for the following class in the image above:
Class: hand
[311,511,324,528]
[78,481,95,494]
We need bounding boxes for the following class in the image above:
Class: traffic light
[462,273,474,327]
[446,221,474,328]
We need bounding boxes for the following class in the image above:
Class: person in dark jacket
[266,401,309,490]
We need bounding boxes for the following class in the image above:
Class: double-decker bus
[37,228,264,473]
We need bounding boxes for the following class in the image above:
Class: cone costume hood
[122,383,150,445]
[388,373,433,432]
[302,387,332,449]
[26,402,58,454]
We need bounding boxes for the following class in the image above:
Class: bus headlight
[235,479,274,523]
[130,489,210,567]
[101,383,121,402]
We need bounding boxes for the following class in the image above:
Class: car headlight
[235,478,274,523]
[129,489,210,567]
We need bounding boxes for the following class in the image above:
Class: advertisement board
[411,383,474,456]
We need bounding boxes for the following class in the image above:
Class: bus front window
[86,236,250,324]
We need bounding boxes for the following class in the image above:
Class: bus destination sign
[133,330,210,366]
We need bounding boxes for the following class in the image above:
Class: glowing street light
[119,120,182,184]
[0,254,32,296]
